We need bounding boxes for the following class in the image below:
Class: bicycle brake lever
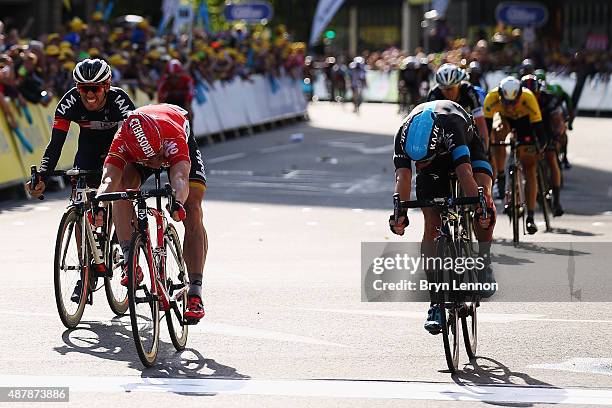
[30,165,44,200]
[393,193,400,223]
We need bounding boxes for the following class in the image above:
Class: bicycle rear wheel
[104,216,128,315]
[164,224,188,351]
[461,302,478,359]
[54,208,88,329]
[127,233,160,367]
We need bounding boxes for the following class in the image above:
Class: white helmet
[499,76,522,103]
[73,58,111,84]
[435,63,466,87]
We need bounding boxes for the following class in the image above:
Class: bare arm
[169,160,190,204]
[97,163,124,197]
[475,115,490,149]
[455,163,479,198]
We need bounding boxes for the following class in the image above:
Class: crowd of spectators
[0,13,306,129]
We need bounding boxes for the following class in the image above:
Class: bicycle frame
[131,177,187,315]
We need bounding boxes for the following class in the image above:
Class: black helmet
[73,58,111,84]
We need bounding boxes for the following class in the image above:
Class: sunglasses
[77,84,104,93]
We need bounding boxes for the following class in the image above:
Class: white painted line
[364,221,376,226]
[34,206,51,211]
[301,207,312,212]
[305,221,319,226]
[592,222,605,226]
[352,208,364,213]
[1,375,612,405]
[248,221,263,226]
[530,358,612,376]
[11,221,25,226]
[208,152,246,164]
[249,207,261,212]
[299,308,612,324]
[259,144,298,154]
[209,169,254,176]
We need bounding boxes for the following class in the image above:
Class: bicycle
[30,166,128,329]
[393,185,486,373]
[95,168,189,367]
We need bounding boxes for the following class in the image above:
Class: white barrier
[312,68,612,112]
[191,74,307,139]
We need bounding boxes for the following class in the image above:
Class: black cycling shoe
[562,160,571,170]
[424,306,443,335]
[478,266,497,298]
[553,202,564,217]
[71,280,82,303]
[526,217,538,234]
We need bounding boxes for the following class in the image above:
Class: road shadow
[53,316,249,396]
[451,356,560,407]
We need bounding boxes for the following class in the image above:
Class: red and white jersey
[105,103,191,170]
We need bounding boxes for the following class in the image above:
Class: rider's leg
[520,149,538,233]
[545,148,564,215]
[183,182,207,296]
[112,164,142,259]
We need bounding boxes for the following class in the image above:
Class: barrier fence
[312,69,611,111]
[0,74,307,191]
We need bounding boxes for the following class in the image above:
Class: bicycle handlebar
[95,184,175,204]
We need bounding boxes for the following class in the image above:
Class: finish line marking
[1,375,611,405]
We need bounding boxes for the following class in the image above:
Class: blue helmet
[403,102,442,162]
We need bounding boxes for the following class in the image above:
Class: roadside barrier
[0,74,307,192]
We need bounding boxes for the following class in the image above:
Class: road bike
[393,184,486,373]
[31,166,127,329]
[95,168,189,367]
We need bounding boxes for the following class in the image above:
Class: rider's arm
[168,160,190,204]
[455,162,479,198]
[393,121,413,201]
[96,162,123,197]
[39,118,70,180]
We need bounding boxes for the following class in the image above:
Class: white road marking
[208,153,247,164]
[364,221,376,226]
[592,222,605,226]
[190,322,350,348]
[299,308,612,324]
[530,358,612,376]
[34,206,50,211]
[11,221,25,226]
[1,375,611,404]
[326,141,394,155]
[209,169,254,176]
[249,207,261,212]
[248,221,263,226]
[259,144,299,154]
[352,208,364,212]
[305,221,319,226]
[301,207,312,212]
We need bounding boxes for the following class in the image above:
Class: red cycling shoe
[120,265,144,287]
[184,295,205,322]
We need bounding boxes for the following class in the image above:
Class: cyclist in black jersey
[27,58,135,193]
[26,58,136,303]
[390,100,496,334]
[428,64,490,150]
[521,74,564,217]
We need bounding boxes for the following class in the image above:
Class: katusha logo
[129,118,155,158]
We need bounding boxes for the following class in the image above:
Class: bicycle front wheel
[510,166,520,243]
[461,302,478,359]
[127,233,160,367]
[164,224,188,351]
[436,238,460,373]
[54,207,88,329]
[537,162,553,232]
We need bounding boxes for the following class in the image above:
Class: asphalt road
[1,102,612,407]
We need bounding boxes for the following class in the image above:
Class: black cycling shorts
[136,134,207,190]
[416,135,492,200]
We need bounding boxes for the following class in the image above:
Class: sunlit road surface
[1,102,612,407]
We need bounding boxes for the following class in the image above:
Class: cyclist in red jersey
[96,103,207,322]
[157,59,194,119]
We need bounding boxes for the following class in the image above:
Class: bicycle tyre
[537,162,553,232]
[164,224,189,351]
[437,238,459,373]
[127,232,160,367]
[54,207,88,329]
[461,302,478,359]
[104,218,128,315]
[510,166,520,243]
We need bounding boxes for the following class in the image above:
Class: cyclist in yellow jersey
[484,76,548,234]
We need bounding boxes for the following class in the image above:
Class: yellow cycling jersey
[483,87,542,123]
